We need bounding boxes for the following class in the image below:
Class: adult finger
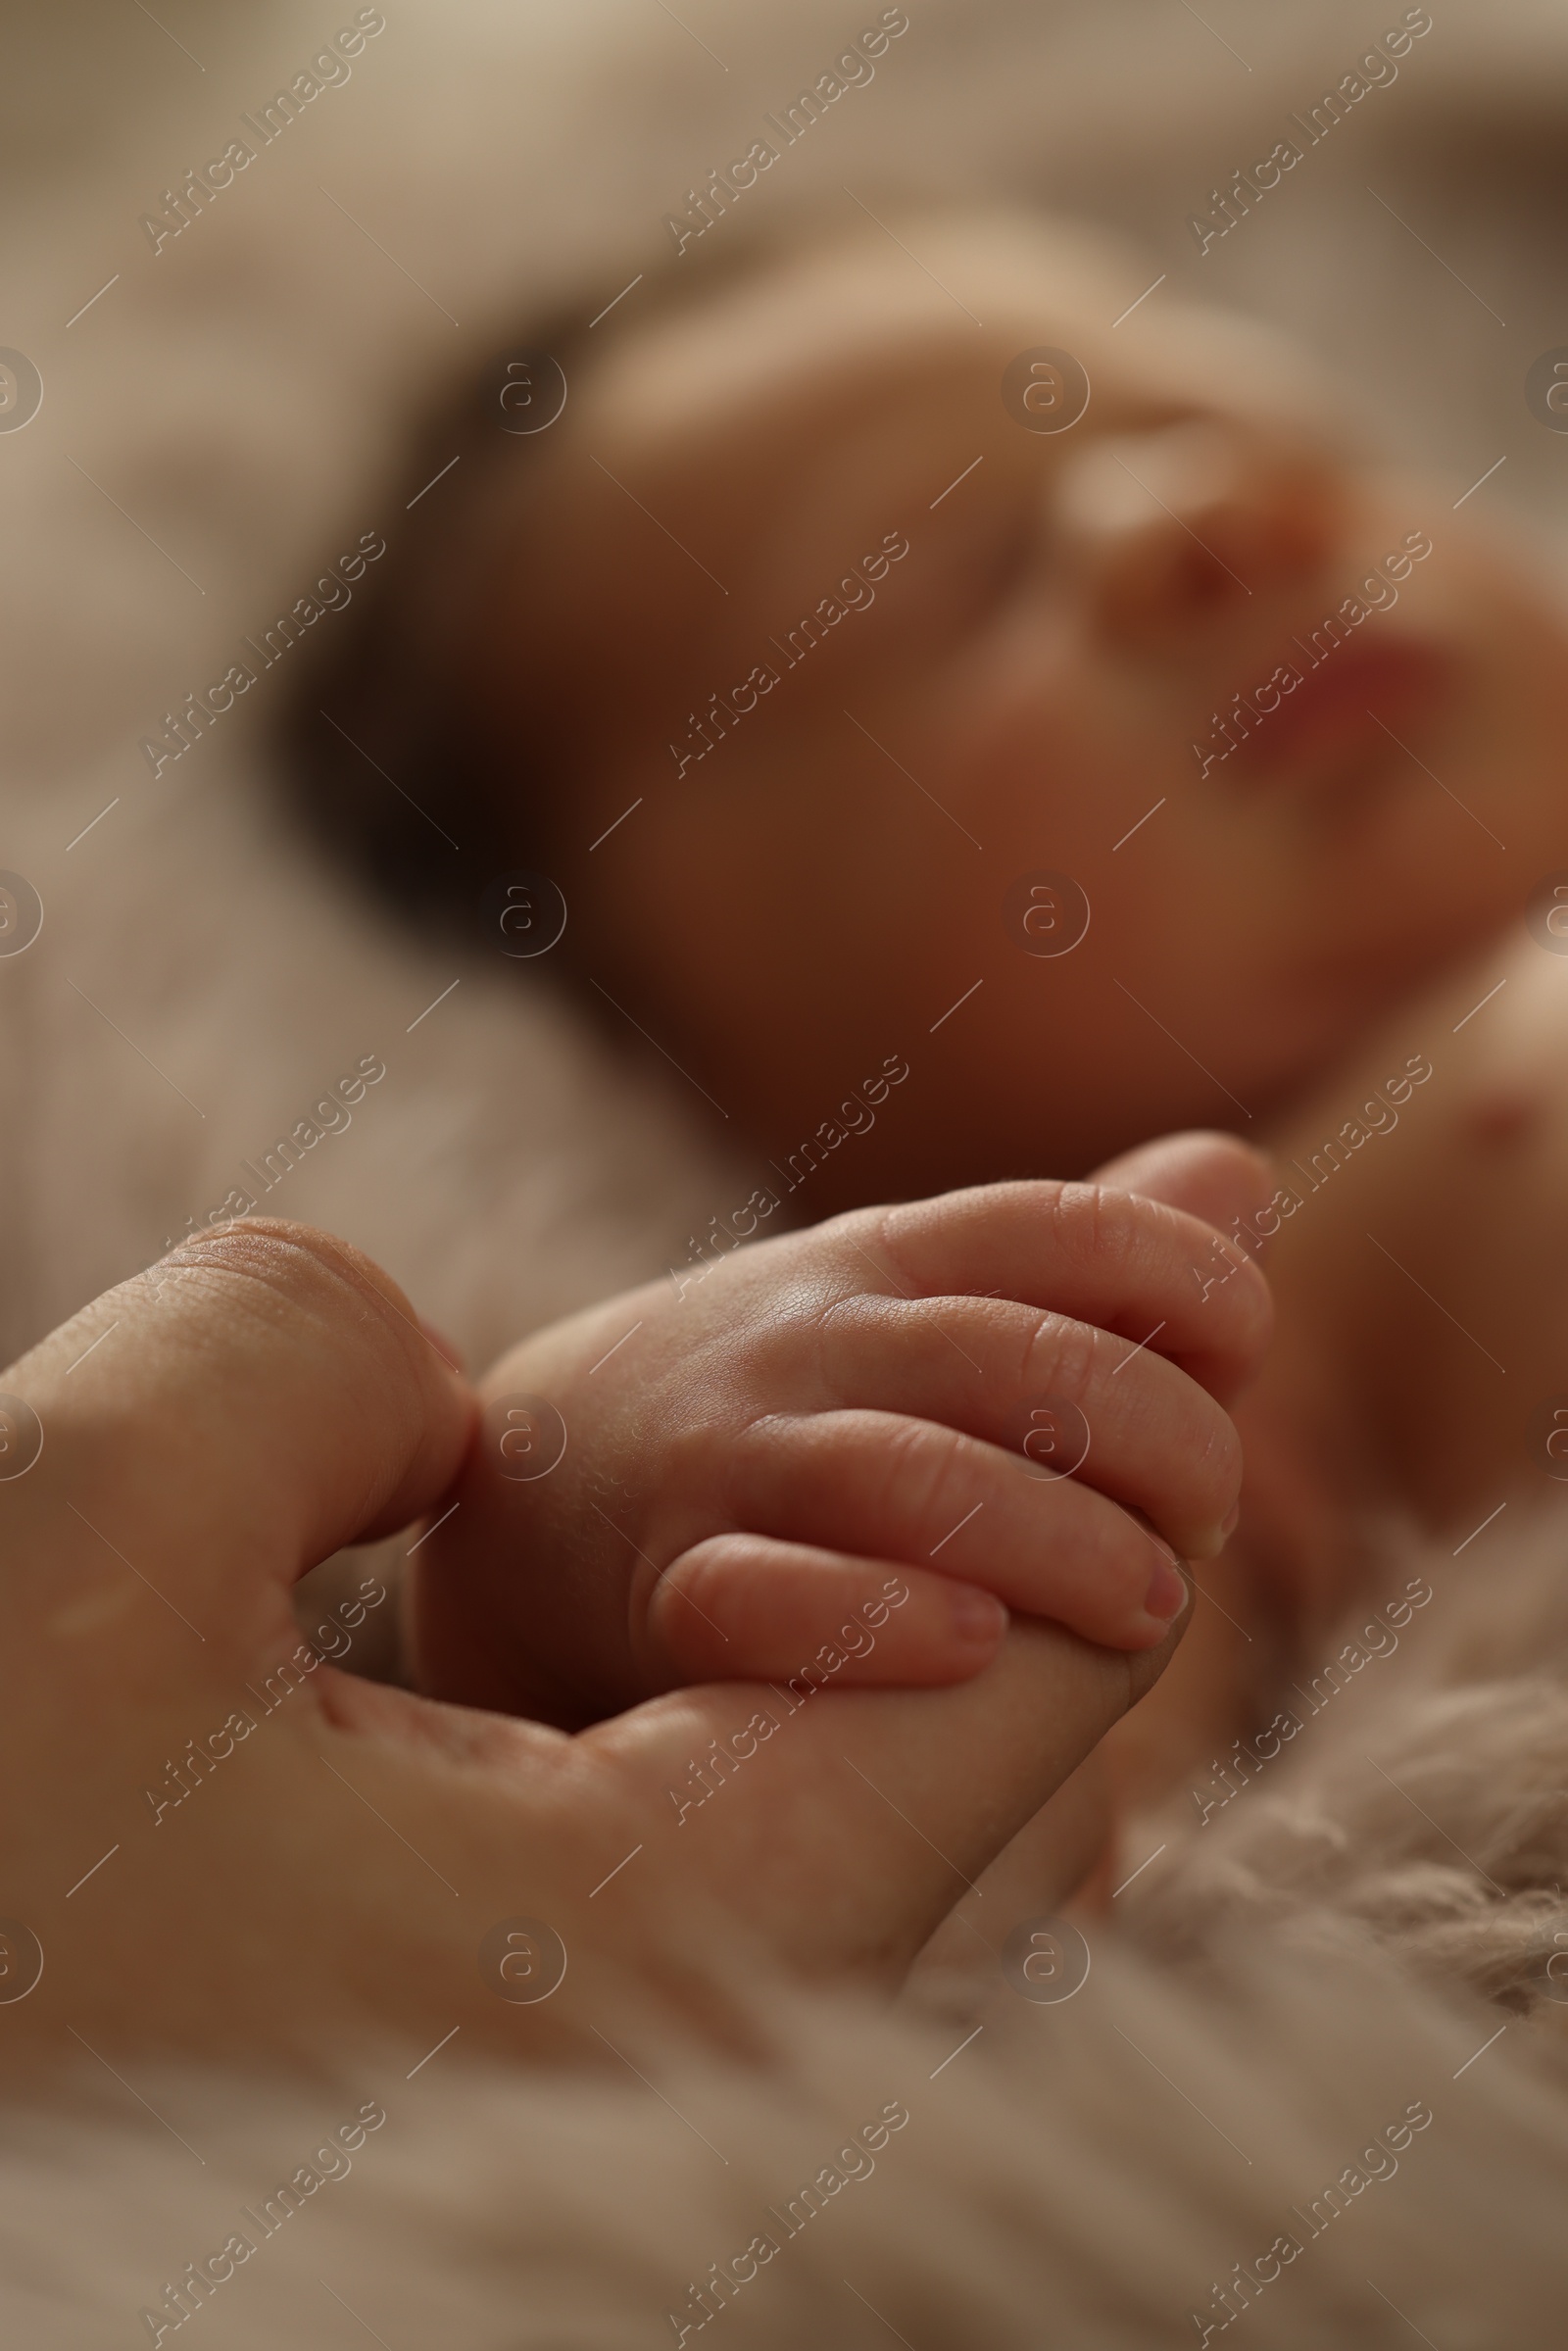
[0,1221,474,1653]
[584,1607,1186,1987]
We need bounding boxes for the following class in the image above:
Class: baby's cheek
[941,649,1129,886]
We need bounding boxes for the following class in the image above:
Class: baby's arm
[410,1136,1273,1729]
[1239,931,1568,1590]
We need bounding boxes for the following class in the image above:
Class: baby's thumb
[1092,1129,1275,1238]
[1092,1131,1275,1404]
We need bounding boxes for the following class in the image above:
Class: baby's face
[485,217,1568,1185]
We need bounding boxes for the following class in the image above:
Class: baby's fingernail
[1186,1520,1230,1561]
[947,1582,1009,1645]
[1144,1554,1190,1626]
[1188,1501,1241,1560]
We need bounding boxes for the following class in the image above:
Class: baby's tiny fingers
[729,1410,1193,1653]
[642,1536,1007,1690]
[850,1177,1271,1404]
[811,1291,1241,1560]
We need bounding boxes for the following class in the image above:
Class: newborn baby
[290,199,1568,1217]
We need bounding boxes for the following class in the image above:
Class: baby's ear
[1091,1132,1274,1237]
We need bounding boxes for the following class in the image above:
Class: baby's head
[294,206,1568,1198]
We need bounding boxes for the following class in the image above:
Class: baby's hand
[410,1136,1272,1726]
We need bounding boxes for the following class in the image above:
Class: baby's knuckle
[783,1284,864,1383]
[1017,1308,1103,1403]
[1047,1180,1140,1277]
[662,1411,736,1497]
[839,1199,922,1291]
[875,1414,971,1530]
[722,1407,806,1518]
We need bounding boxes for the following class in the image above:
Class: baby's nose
[1052,419,1341,647]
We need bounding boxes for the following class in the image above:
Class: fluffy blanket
[6,5,1568,2337]
[6,1507,1568,2345]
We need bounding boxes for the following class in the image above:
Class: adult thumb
[0,1222,473,1675]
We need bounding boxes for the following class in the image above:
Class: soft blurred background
[3,0,1567,1369]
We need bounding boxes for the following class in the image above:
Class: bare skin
[1248,934,1568,1549]
[0,1136,1266,2074]
[459,210,1568,1200]
[1094,929,1568,1830]
[410,1143,1271,1727]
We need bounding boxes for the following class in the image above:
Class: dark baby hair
[276,284,620,944]
[276,199,887,948]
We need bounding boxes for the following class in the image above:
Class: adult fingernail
[1144,1554,1190,1625]
[947,1582,1009,1644]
